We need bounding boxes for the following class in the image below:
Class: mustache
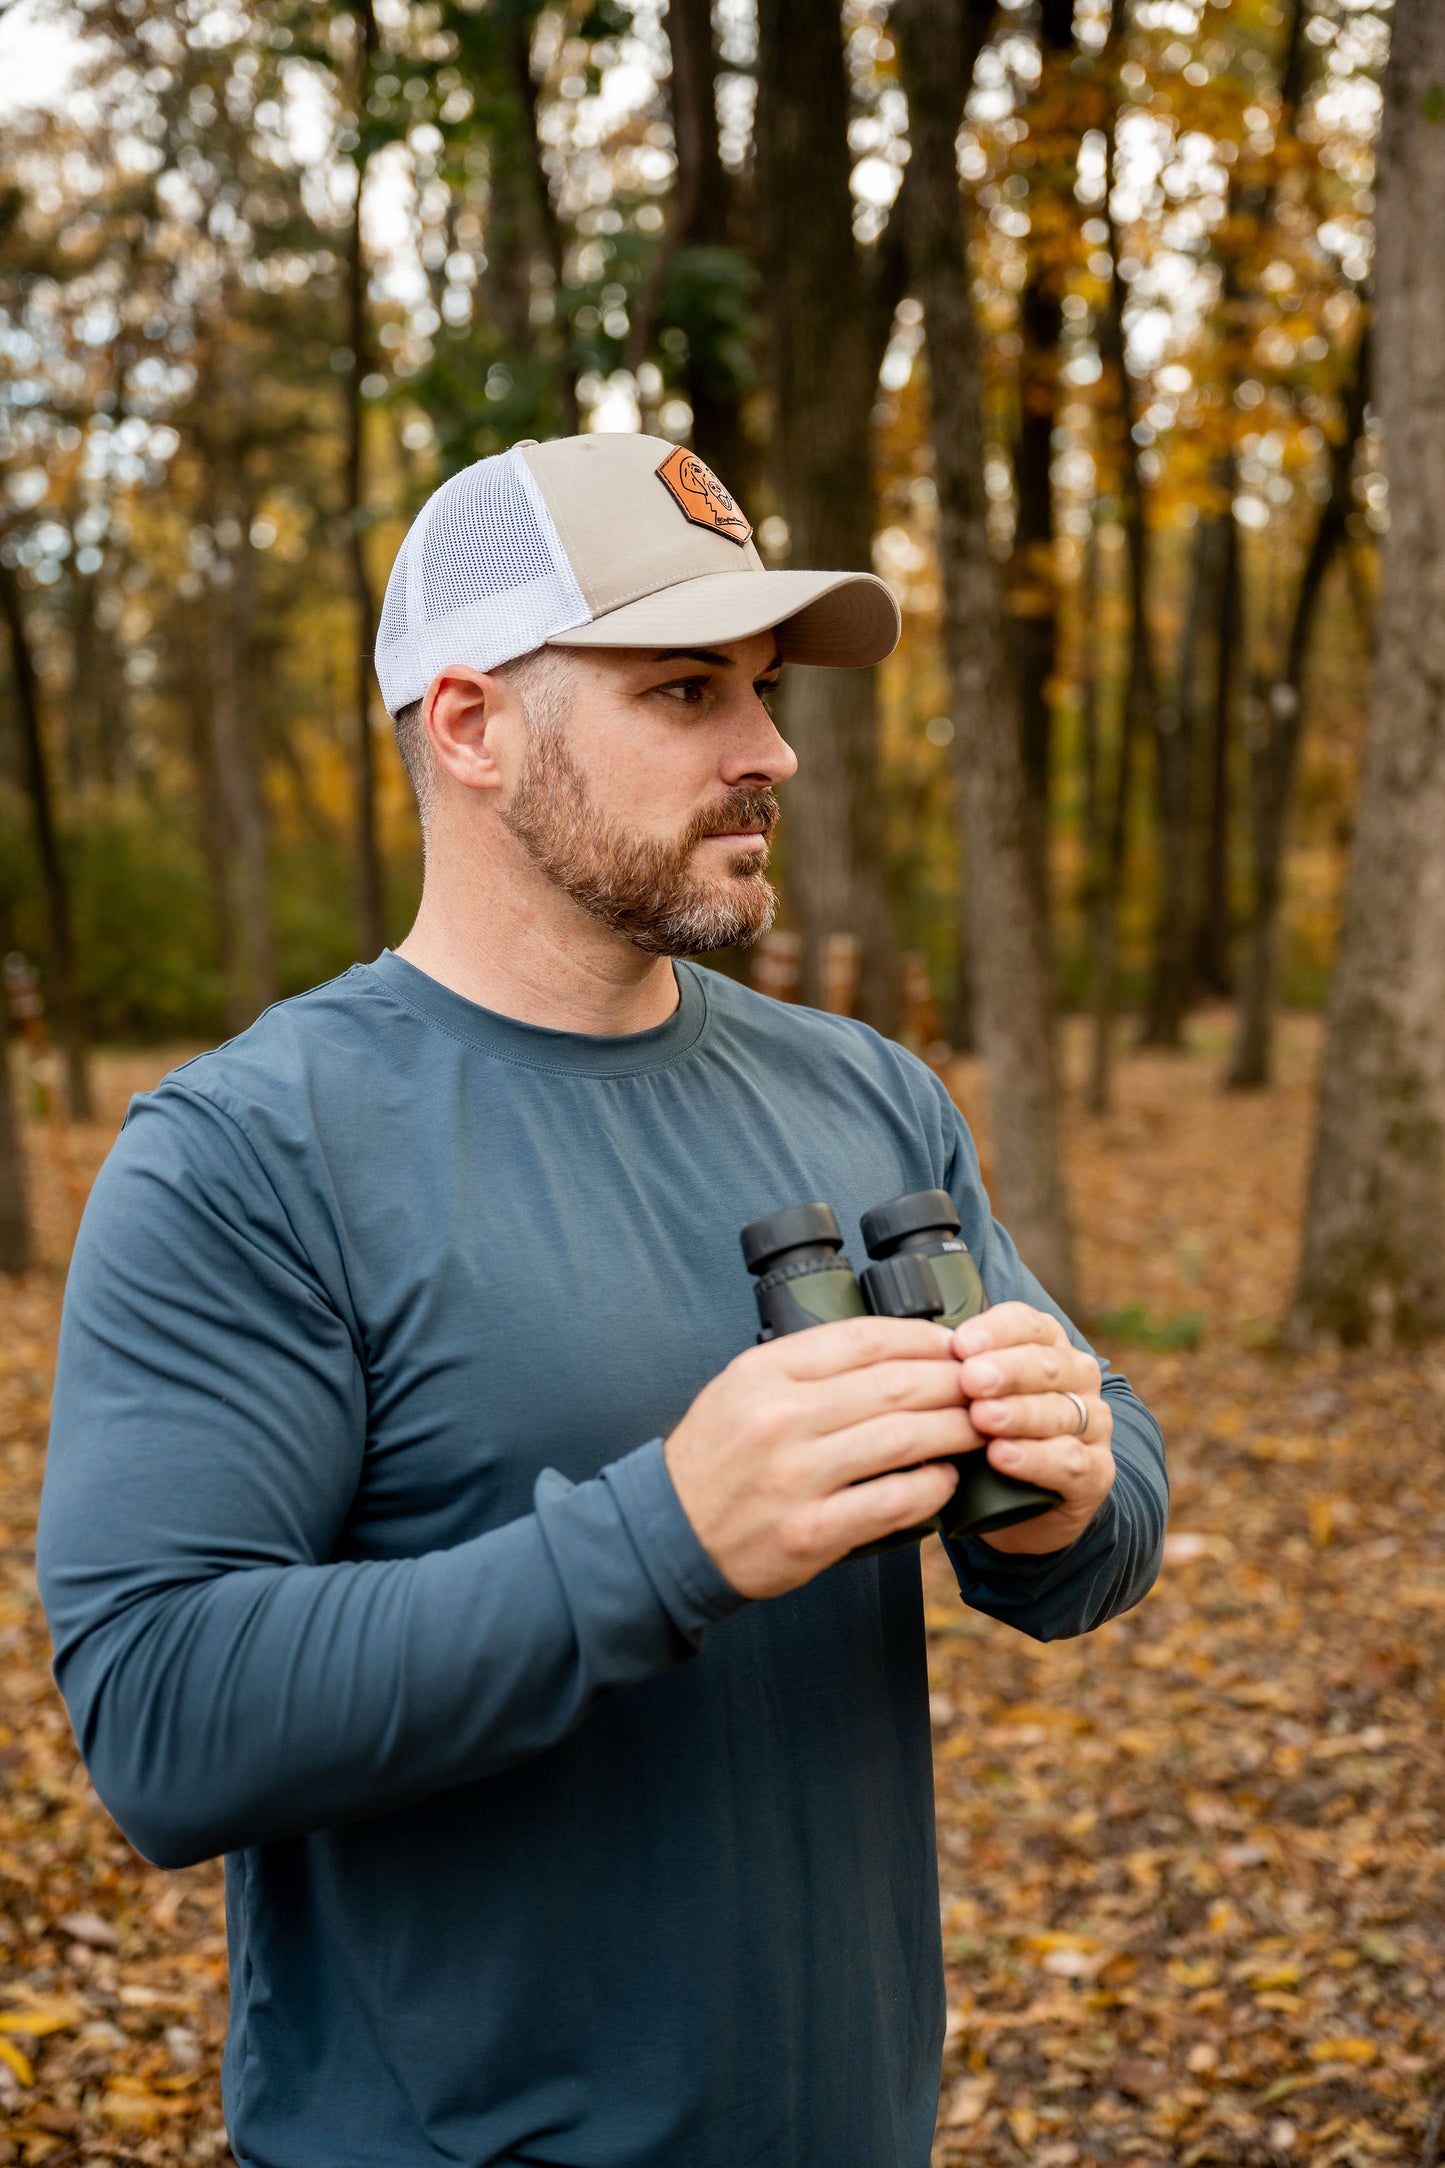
[687,787,781,848]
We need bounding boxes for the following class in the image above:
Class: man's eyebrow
[652,647,784,674]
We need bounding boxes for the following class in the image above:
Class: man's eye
[757,681,780,711]
[658,678,707,703]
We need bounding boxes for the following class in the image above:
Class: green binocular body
[740,1192,1061,1555]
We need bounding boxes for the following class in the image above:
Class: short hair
[392,695,431,817]
[391,647,578,826]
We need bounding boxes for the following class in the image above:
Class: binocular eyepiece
[740,1202,868,1339]
[739,1191,1061,1547]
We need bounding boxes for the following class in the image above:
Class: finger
[952,1303,1069,1360]
[764,1314,955,1381]
[969,1390,1102,1442]
[955,1339,1101,1403]
[815,1458,961,1561]
[985,1432,1115,1504]
[816,1406,984,1491]
[791,1354,972,1439]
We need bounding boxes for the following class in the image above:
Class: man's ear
[422,668,522,793]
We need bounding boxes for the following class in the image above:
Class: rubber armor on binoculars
[740,1191,1061,1555]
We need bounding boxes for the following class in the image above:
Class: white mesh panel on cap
[374,448,591,715]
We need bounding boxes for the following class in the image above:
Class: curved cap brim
[545,568,900,667]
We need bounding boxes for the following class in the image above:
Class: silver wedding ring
[1062,1389,1089,1439]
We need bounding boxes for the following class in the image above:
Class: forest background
[9,5,1445,2165]
[0,0,1402,1335]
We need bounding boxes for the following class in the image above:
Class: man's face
[497,633,798,957]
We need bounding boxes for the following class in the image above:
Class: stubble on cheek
[498,722,781,955]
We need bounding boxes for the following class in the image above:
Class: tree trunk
[1140,512,1218,1047]
[1193,497,1239,998]
[1011,274,1060,912]
[1139,0,1308,1050]
[0,560,92,1122]
[1229,326,1369,1088]
[206,494,276,1035]
[1292,0,1445,1344]
[753,0,899,1030]
[343,0,387,962]
[894,0,1075,1307]
[186,684,237,1014]
[1079,518,1104,896]
[626,0,723,364]
[1086,517,1140,1117]
[1007,0,1080,905]
[0,991,31,1275]
[945,873,978,1056]
[482,5,581,437]
[656,0,756,506]
[1084,142,1156,1109]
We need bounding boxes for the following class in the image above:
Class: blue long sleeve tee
[38,953,1167,2168]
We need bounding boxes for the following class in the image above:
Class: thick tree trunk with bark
[1293,0,1445,1343]
[894,0,1075,1307]
[0,992,30,1276]
[753,0,898,1030]
[0,561,92,1122]
[1229,328,1369,1088]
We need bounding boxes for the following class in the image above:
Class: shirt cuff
[602,1437,747,1644]
[953,1491,1117,1594]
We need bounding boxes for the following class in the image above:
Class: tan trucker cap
[373,432,900,718]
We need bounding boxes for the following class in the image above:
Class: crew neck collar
[364,950,710,1077]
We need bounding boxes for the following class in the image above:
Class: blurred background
[9,9,1445,2165]
[0,0,1381,1164]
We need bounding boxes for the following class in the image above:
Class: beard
[499,717,781,957]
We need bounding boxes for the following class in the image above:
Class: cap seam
[565,559,783,619]
[509,449,592,624]
[545,567,880,645]
[519,446,767,614]
[516,442,602,615]
[363,960,713,1078]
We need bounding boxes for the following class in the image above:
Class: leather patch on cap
[655,447,752,546]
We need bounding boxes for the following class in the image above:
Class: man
[39,433,1165,2168]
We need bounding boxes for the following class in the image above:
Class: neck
[394,817,680,1037]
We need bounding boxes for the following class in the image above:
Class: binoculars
[739,1191,1061,1549]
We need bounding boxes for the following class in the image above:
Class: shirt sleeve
[37,1087,744,1871]
[933,1095,1169,1641]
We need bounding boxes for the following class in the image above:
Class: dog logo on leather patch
[655,447,752,546]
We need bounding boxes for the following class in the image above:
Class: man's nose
[722,706,799,789]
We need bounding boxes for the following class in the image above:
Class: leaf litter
[930,1016,1444,2166]
[0,1021,1440,2166]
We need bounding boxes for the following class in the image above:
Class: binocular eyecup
[739,1189,1063,1551]
[740,1203,868,1341]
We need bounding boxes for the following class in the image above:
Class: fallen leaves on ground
[929,1016,1444,2166]
[0,1021,1441,2166]
[0,1056,229,2168]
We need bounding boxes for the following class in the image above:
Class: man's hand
[951,1303,1115,1554]
[665,1318,973,1598]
